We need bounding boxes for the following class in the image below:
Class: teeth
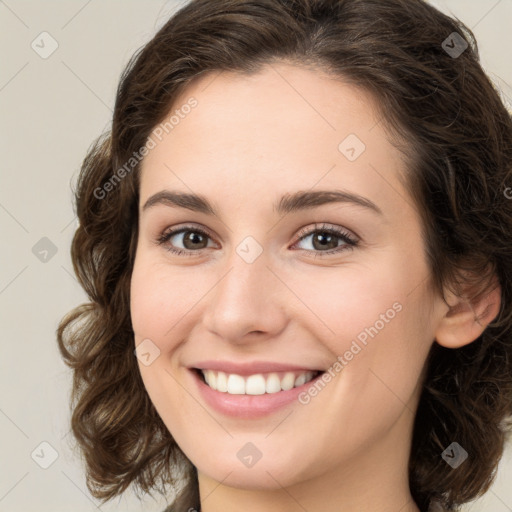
[245,374,266,395]
[265,373,281,394]
[201,370,319,395]
[281,372,295,391]
[227,374,245,394]
[216,371,228,392]
[294,373,307,387]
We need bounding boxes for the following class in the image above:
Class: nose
[201,248,288,344]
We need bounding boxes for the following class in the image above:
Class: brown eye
[293,223,359,257]
[310,232,340,251]
[156,225,215,256]
[180,231,209,250]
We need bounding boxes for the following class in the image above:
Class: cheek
[283,260,409,353]
[130,257,193,426]
[286,252,433,396]
[287,269,431,465]
[130,257,197,344]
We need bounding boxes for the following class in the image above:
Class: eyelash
[155,223,359,258]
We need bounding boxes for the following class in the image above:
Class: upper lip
[190,360,324,376]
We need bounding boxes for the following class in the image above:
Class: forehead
[161,63,385,151]
[139,62,411,218]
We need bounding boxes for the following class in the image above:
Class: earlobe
[434,277,502,349]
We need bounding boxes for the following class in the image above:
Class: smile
[199,369,322,395]
[189,367,327,418]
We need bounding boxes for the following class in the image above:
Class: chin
[201,463,298,491]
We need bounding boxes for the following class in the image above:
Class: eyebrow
[142,189,383,217]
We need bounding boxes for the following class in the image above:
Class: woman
[57,0,512,511]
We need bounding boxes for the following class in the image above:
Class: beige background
[1,1,511,511]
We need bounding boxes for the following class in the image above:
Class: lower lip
[189,369,325,419]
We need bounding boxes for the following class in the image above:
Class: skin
[130,62,501,512]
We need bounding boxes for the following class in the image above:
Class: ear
[434,273,502,349]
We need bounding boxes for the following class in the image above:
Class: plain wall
[0,1,511,511]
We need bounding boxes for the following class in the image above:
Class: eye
[156,225,216,256]
[291,223,359,257]
[155,222,359,258]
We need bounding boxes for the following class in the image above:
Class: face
[130,62,447,493]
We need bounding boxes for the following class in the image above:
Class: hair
[56,0,512,511]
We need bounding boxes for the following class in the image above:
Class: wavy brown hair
[57,0,512,511]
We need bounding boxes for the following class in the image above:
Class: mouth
[189,366,329,418]
[192,368,324,395]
